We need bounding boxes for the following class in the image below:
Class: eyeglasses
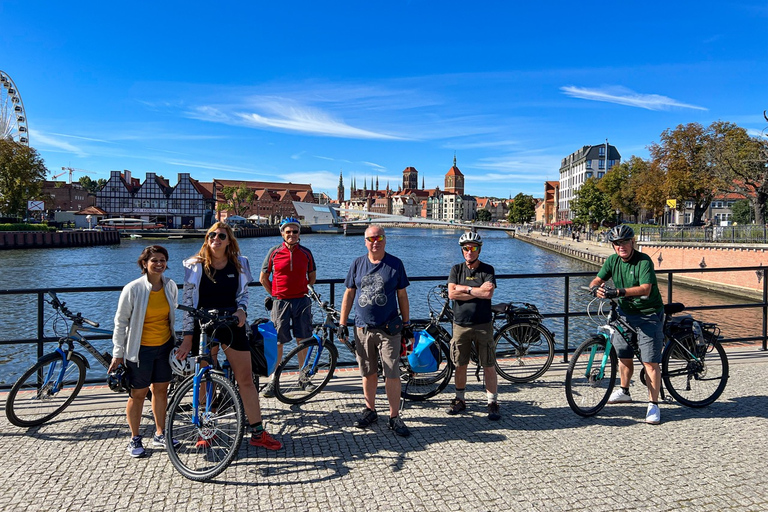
[283,230,299,235]
[612,239,632,246]
[207,232,228,241]
[461,245,479,252]
[365,235,385,242]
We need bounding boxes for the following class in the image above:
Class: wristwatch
[466,287,472,295]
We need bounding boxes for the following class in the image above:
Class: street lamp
[86,214,92,230]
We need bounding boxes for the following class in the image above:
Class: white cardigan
[112,275,178,364]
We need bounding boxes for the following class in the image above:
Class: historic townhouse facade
[558,142,621,220]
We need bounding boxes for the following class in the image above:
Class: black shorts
[192,322,249,354]
[126,339,174,389]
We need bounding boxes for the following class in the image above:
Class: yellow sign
[666,199,677,208]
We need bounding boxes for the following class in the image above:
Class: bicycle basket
[408,330,440,373]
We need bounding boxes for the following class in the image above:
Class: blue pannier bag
[408,330,439,373]
[249,320,279,377]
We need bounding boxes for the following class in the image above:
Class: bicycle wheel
[6,353,87,427]
[401,338,454,401]
[494,321,555,383]
[166,372,245,481]
[565,336,617,417]
[273,338,338,405]
[662,333,729,408]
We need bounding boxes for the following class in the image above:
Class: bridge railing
[1,265,765,388]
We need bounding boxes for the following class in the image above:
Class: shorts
[126,339,174,389]
[613,309,664,363]
[192,321,249,354]
[451,322,496,367]
[354,327,400,379]
[271,296,313,344]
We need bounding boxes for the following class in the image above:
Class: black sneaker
[446,398,466,415]
[262,381,275,398]
[354,408,378,429]
[388,415,411,437]
[487,401,501,421]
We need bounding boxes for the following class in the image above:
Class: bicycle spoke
[565,336,616,417]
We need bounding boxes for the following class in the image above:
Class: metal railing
[1,266,766,388]
[640,225,768,244]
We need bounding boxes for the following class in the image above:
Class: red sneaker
[249,430,283,450]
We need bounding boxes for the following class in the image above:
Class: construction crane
[59,166,91,184]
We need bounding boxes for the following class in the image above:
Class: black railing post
[763,269,767,351]
[37,291,45,359]
[563,275,570,363]
[667,272,674,304]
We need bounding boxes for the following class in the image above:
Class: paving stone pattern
[2,346,767,512]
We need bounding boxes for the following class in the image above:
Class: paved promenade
[2,344,768,512]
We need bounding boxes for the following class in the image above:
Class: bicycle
[564,287,729,417]
[271,285,454,404]
[165,305,246,481]
[412,284,557,385]
[5,291,115,428]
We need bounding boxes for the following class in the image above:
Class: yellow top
[141,289,172,346]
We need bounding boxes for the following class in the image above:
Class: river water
[0,227,760,384]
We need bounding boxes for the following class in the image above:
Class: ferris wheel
[0,70,29,145]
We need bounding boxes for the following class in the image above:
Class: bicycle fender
[70,351,91,369]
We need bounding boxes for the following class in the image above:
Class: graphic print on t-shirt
[358,272,387,307]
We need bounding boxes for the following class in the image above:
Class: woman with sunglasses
[176,222,282,450]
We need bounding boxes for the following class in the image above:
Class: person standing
[175,222,282,449]
[445,232,501,420]
[589,224,665,425]
[337,225,413,437]
[110,245,179,458]
[259,217,317,397]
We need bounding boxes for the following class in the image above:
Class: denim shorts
[613,309,664,363]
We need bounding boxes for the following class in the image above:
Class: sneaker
[195,436,213,449]
[127,435,145,458]
[487,402,501,421]
[388,416,411,437]
[608,388,632,404]
[446,398,466,415]
[354,408,378,429]
[249,429,283,450]
[152,432,180,449]
[262,381,276,398]
[299,378,317,393]
[646,403,661,425]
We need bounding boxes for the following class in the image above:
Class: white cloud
[561,86,708,111]
[30,130,89,157]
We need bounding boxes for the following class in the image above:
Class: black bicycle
[565,288,729,417]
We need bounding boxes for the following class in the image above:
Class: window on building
[598,159,605,170]
[586,159,592,169]
[685,201,694,209]
[597,172,604,179]
[599,147,605,157]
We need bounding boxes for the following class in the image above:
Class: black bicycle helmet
[606,225,634,243]
[458,232,483,246]
[107,365,129,393]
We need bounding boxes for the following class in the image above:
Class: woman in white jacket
[110,245,178,458]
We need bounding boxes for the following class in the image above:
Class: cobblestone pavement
[2,345,767,512]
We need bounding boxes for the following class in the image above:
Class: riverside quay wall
[0,230,120,249]
[515,233,766,300]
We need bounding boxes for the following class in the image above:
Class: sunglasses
[207,232,228,241]
[365,235,385,242]
[462,245,479,252]
[612,239,632,246]
[283,230,299,235]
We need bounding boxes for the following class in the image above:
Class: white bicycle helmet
[458,232,483,246]
[169,347,194,376]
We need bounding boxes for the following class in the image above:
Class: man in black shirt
[446,232,500,420]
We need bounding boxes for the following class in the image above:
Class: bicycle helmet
[107,365,129,393]
[280,217,301,232]
[458,232,483,246]
[169,347,194,376]
[606,225,634,243]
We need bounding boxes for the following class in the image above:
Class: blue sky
[2,1,766,199]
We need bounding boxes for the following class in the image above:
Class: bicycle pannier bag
[249,319,278,377]
[408,330,439,373]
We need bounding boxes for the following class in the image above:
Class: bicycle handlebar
[46,291,100,327]
[176,304,240,328]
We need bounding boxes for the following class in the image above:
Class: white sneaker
[608,388,632,404]
[646,403,661,425]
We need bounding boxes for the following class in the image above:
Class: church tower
[403,167,418,191]
[445,155,464,195]
[337,170,344,203]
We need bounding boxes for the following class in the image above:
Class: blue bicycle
[165,305,246,481]
[5,291,115,427]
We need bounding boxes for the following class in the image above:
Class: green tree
[78,176,107,194]
[731,199,754,225]
[0,140,48,217]
[631,160,667,223]
[476,209,492,222]
[216,183,255,217]
[571,178,613,227]
[650,122,725,225]
[707,121,768,224]
[507,193,536,224]
[598,156,647,219]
